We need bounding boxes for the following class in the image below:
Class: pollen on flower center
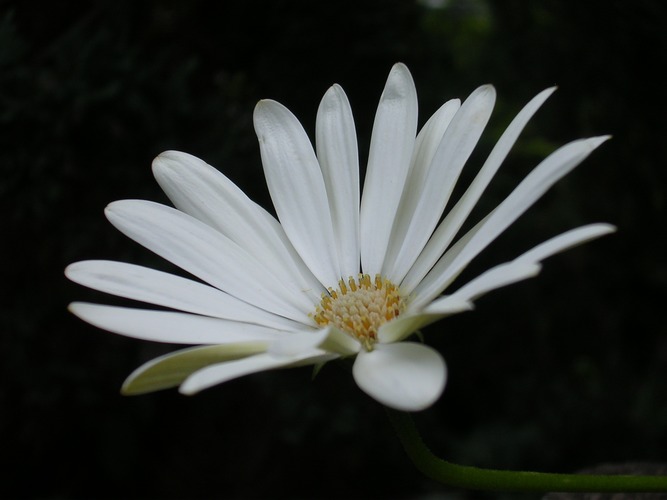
[312,274,405,350]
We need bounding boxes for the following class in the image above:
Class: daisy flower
[66,63,613,412]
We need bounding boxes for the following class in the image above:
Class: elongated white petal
[122,343,269,395]
[410,99,462,184]
[425,224,615,311]
[105,200,312,321]
[153,151,324,302]
[378,98,460,281]
[69,302,286,344]
[360,63,418,277]
[403,87,557,292]
[65,260,305,331]
[316,85,360,278]
[268,328,331,357]
[268,326,361,357]
[514,223,616,264]
[426,262,541,312]
[352,342,446,411]
[180,350,331,394]
[378,298,473,343]
[384,86,496,282]
[254,99,340,288]
[411,135,610,309]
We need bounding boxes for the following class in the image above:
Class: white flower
[66,63,613,412]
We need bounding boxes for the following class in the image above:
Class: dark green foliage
[2,1,666,498]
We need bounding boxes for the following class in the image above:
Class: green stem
[386,409,667,492]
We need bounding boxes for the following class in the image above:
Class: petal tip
[151,150,190,174]
[178,384,197,396]
[478,83,496,95]
[320,83,348,111]
[384,62,416,100]
[391,61,409,73]
[178,373,204,395]
[254,98,281,115]
[64,262,78,279]
[589,135,612,148]
[104,200,124,217]
[120,380,139,396]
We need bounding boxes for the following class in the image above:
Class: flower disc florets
[313,274,405,350]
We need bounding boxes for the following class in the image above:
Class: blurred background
[2,0,666,498]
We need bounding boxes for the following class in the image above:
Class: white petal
[316,84,360,279]
[426,262,541,311]
[377,98,459,281]
[411,135,610,309]
[319,326,363,357]
[411,99,462,180]
[268,328,331,357]
[180,350,331,395]
[105,200,312,321]
[378,298,473,343]
[153,151,324,302]
[352,342,446,411]
[383,86,496,282]
[360,63,418,277]
[425,224,615,312]
[65,260,305,331]
[69,302,286,344]
[254,99,340,287]
[268,326,361,357]
[514,223,616,264]
[403,87,557,293]
[122,343,269,395]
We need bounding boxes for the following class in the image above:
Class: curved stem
[386,409,667,492]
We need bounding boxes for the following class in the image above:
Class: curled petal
[122,343,269,395]
[352,342,447,411]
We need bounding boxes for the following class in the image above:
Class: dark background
[3,1,666,498]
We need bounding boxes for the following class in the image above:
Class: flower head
[66,63,613,411]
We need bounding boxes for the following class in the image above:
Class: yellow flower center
[312,274,405,350]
